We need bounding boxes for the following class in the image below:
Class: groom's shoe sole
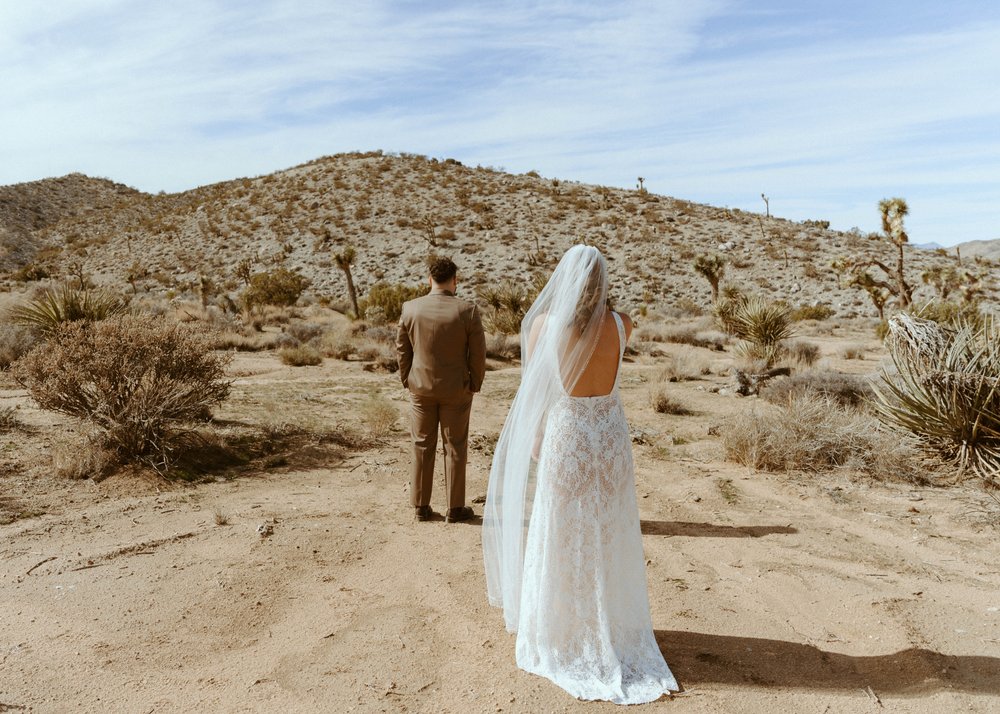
[444,506,474,523]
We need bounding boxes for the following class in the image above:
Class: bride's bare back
[528,311,633,398]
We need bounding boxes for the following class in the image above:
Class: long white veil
[483,244,610,631]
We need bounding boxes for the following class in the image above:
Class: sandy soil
[2,339,999,713]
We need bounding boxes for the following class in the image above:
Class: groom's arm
[396,311,413,389]
[467,305,486,393]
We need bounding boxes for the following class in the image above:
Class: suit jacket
[396,289,487,399]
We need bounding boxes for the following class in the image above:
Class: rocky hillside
[1,152,993,317]
[0,173,140,270]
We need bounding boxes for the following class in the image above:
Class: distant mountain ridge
[0,152,993,317]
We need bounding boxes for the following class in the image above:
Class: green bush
[13,314,231,472]
[241,268,310,309]
[9,285,129,334]
[790,304,835,321]
[359,282,429,324]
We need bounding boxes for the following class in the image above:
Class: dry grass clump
[280,344,323,366]
[358,394,398,439]
[720,394,925,481]
[660,346,710,382]
[840,343,865,360]
[760,370,874,409]
[650,386,694,415]
[653,325,727,351]
[285,320,324,344]
[785,339,821,367]
[14,314,231,473]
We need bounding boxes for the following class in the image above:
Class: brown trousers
[409,392,473,510]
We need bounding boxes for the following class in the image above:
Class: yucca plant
[717,295,792,367]
[9,285,130,334]
[870,313,1000,481]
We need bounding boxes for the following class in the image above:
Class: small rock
[256,523,274,539]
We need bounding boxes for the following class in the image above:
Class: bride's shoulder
[611,311,633,336]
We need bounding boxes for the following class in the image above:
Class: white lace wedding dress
[515,313,678,703]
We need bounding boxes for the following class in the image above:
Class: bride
[483,245,678,704]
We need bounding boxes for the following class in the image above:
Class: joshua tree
[838,197,914,314]
[921,265,962,301]
[878,197,913,308]
[849,271,891,321]
[637,177,645,192]
[335,246,360,317]
[693,253,726,303]
[761,193,770,218]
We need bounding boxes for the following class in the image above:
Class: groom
[396,256,487,523]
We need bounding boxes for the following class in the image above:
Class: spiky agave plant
[9,285,130,334]
[870,313,1000,481]
[720,295,793,367]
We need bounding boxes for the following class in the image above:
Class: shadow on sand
[656,630,1000,695]
[640,521,797,538]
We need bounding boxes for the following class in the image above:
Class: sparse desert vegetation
[1,156,998,712]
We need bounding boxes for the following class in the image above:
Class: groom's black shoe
[444,506,474,523]
[414,505,436,522]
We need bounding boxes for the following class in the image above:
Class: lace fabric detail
[514,313,677,703]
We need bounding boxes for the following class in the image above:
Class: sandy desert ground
[1,328,999,714]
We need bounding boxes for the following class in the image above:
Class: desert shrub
[650,386,693,415]
[790,304,835,321]
[285,321,324,344]
[487,333,520,361]
[241,268,310,309]
[13,264,50,282]
[669,298,703,317]
[911,300,984,331]
[720,393,924,481]
[760,371,873,409]
[320,328,354,359]
[659,326,726,351]
[0,323,40,369]
[280,344,323,366]
[871,313,1000,479]
[786,339,821,367]
[359,282,428,324]
[9,285,129,334]
[53,436,118,481]
[478,279,542,335]
[13,314,231,471]
[841,344,865,360]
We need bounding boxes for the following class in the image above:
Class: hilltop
[0,152,993,316]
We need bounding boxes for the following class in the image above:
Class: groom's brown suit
[396,289,487,510]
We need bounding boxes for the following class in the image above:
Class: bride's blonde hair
[571,256,610,332]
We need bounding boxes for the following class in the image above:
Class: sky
[1,1,998,246]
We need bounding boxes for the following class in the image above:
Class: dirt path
[2,357,999,713]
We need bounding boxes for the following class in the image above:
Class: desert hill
[1,152,994,316]
[0,173,140,269]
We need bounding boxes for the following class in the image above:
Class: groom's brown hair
[428,256,458,284]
